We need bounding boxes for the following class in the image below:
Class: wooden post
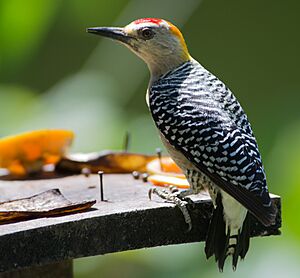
[0,261,73,278]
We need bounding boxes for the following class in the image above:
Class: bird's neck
[148,55,192,83]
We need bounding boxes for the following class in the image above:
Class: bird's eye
[141,28,154,40]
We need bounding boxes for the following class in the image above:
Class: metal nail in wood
[123,131,130,152]
[156,148,163,171]
[98,171,104,201]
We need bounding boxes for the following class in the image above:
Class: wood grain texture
[0,174,281,273]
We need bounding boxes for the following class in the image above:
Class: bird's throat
[148,54,191,82]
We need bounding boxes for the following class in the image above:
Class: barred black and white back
[148,59,276,270]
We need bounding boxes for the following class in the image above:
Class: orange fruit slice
[147,174,190,189]
[146,157,185,178]
[0,129,74,175]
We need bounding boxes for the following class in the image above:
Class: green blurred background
[1,0,299,277]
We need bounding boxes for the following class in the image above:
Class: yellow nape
[0,129,74,175]
[167,21,191,61]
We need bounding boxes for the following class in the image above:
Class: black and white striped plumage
[149,59,276,270]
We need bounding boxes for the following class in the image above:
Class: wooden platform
[0,174,281,274]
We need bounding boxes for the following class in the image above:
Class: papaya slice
[146,157,185,179]
[0,129,74,175]
[147,174,190,189]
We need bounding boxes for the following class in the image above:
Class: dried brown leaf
[0,189,95,224]
[56,151,157,174]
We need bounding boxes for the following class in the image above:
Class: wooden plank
[0,174,281,273]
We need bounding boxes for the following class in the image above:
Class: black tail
[205,193,251,271]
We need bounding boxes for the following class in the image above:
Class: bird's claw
[148,186,193,232]
[148,188,154,200]
[168,186,196,209]
[185,221,192,233]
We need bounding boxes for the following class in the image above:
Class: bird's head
[87,18,191,78]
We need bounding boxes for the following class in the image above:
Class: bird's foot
[148,186,193,232]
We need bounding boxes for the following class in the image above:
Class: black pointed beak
[86,27,133,44]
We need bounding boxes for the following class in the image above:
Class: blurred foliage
[0,0,59,77]
[0,0,300,277]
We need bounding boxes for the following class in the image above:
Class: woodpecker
[87,18,276,271]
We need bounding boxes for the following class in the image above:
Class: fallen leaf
[0,189,95,224]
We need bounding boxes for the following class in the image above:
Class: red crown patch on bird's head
[133,18,164,26]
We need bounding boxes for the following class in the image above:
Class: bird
[87,18,277,271]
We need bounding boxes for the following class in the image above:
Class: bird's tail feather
[205,193,251,271]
